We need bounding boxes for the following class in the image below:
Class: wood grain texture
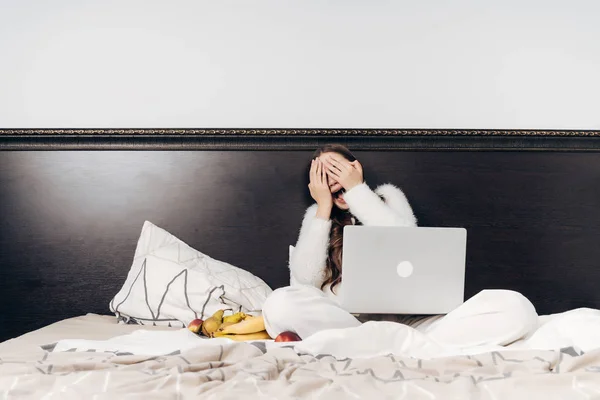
[2,134,600,151]
[1,150,600,341]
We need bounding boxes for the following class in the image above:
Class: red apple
[274,331,302,342]
[187,318,204,334]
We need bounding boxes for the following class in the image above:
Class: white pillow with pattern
[110,221,272,327]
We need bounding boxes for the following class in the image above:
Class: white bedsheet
[49,307,600,359]
[3,311,600,399]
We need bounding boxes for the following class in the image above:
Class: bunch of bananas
[200,310,271,341]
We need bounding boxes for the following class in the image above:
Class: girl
[262,144,538,348]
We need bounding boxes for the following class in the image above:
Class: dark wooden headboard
[1,129,600,342]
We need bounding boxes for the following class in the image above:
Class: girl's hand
[309,159,333,210]
[322,155,364,191]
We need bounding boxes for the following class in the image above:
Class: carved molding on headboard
[1,128,599,151]
[2,128,600,136]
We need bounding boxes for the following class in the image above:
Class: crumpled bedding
[1,340,599,398]
[1,309,600,399]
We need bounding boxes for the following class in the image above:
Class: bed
[1,128,600,398]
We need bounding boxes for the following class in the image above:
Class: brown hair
[311,144,359,293]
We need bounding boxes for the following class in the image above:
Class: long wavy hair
[311,144,360,293]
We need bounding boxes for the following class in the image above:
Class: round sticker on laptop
[396,261,414,278]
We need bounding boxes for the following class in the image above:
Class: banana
[222,312,246,324]
[217,321,237,330]
[201,309,225,337]
[216,315,265,335]
[213,330,272,341]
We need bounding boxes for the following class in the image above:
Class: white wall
[1,0,599,129]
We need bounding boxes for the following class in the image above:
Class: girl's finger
[320,161,329,185]
[325,164,341,179]
[310,159,317,180]
[321,157,336,170]
[324,157,345,174]
[317,161,325,184]
[330,157,351,172]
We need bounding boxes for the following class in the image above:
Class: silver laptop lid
[339,226,467,315]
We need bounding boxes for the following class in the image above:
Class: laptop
[339,226,467,315]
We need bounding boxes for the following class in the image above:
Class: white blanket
[52,328,238,356]
[51,308,600,359]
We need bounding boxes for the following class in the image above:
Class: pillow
[109,221,273,327]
